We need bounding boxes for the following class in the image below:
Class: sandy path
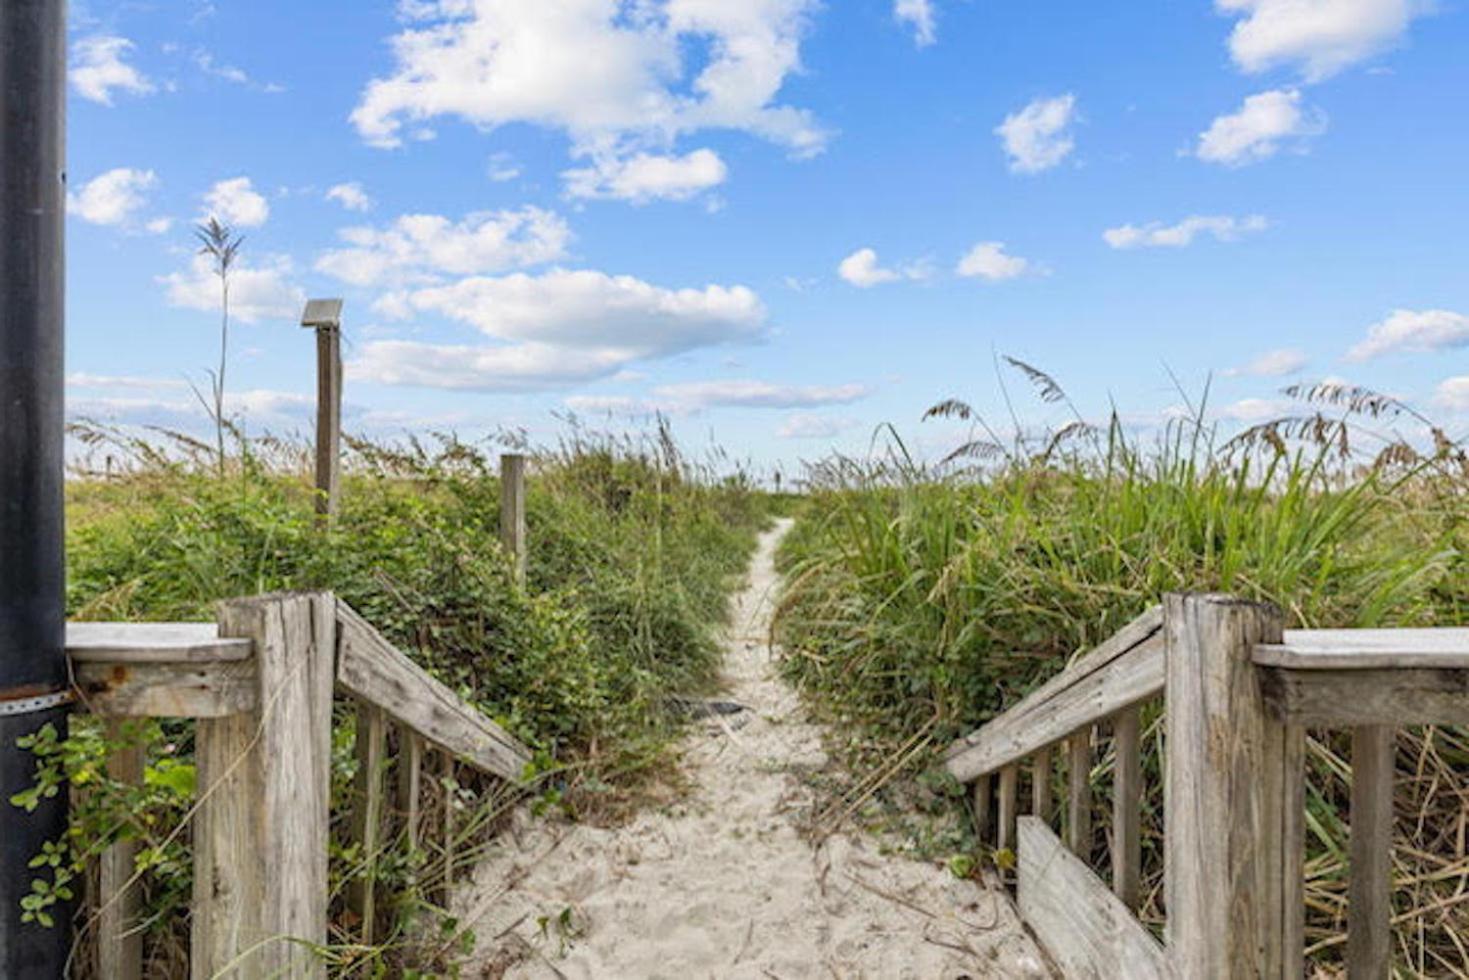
[459,520,1049,979]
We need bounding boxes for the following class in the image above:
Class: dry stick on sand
[811,718,937,839]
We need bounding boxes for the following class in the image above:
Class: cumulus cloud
[202,177,270,227]
[1220,396,1290,421]
[651,379,870,410]
[67,168,158,227]
[325,182,373,212]
[348,340,627,392]
[316,207,571,286]
[956,242,1034,281]
[1103,214,1269,249]
[160,253,305,322]
[995,95,1076,174]
[1218,0,1425,81]
[1224,347,1308,377]
[1196,89,1325,166]
[351,0,827,164]
[894,0,937,46]
[778,412,860,439]
[71,36,154,105]
[837,248,929,288]
[1347,309,1469,361]
[1435,376,1469,412]
[563,148,728,203]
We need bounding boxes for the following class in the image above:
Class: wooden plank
[972,774,992,844]
[1347,726,1394,979]
[1260,667,1469,727]
[998,765,1018,856]
[1164,593,1285,979]
[1067,729,1092,859]
[348,702,387,945]
[1016,817,1171,980]
[66,622,251,663]
[1032,745,1053,823]
[1266,722,1307,980]
[398,729,423,855]
[335,601,531,781]
[193,592,335,979]
[74,658,256,718]
[96,720,143,980]
[1258,627,1469,669]
[441,752,456,895]
[500,453,527,586]
[944,606,1162,782]
[313,324,342,520]
[1111,707,1141,912]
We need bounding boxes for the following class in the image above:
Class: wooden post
[441,751,457,896]
[194,593,335,979]
[314,325,342,520]
[1032,745,1053,823]
[1347,726,1394,979]
[97,720,143,980]
[998,764,1019,856]
[500,453,527,585]
[348,703,387,944]
[1164,593,1290,979]
[971,774,993,844]
[1067,729,1092,858]
[1112,707,1142,912]
[398,730,423,857]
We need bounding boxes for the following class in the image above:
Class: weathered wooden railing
[943,593,1469,979]
[67,592,531,979]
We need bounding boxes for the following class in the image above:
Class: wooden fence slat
[97,720,143,980]
[194,592,335,979]
[348,702,388,945]
[1032,745,1053,823]
[1268,722,1307,980]
[398,729,423,855]
[1067,729,1092,859]
[998,765,1019,857]
[1347,725,1394,980]
[1111,707,1141,912]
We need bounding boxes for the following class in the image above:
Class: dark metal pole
[0,1,72,976]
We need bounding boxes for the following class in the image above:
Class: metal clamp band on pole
[0,690,74,718]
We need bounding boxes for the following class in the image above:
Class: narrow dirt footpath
[460,520,1049,978]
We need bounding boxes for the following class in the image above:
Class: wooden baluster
[972,774,993,845]
[97,720,143,980]
[1031,745,1053,823]
[998,764,1019,857]
[348,703,387,945]
[442,752,457,895]
[1112,707,1142,912]
[1347,726,1394,979]
[398,730,423,857]
[1067,729,1092,858]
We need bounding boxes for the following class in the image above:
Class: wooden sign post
[301,299,344,521]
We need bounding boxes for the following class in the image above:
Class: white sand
[457,520,1050,979]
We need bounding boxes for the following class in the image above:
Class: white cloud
[894,0,937,47]
[316,207,570,286]
[67,373,188,390]
[145,217,174,234]
[1347,309,1469,362]
[1434,376,1469,412]
[1196,89,1325,166]
[160,253,305,322]
[837,247,929,288]
[651,379,870,409]
[71,36,154,105]
[956,241,1033,281]
[1225,347,1308,377]
[563,148,728,203]
[349,340,630,392]
[995,95,1076,174]
[1103,214,1269,249]
[201,177,270,227]
[351,0,827,163]
[325,182,373,212]
[191,49,285,93]
[778,412,860,439]
[1218,0,1424,81]
[1221,396,1290,421]
[488,152,522,182]
[67,168,158,226]
[564,394,665,416]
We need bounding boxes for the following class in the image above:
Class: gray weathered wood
[1347,726,1394,980]
[1111,707,1141,912]
[1067,729,1092,858]
[500,453,527,586]
[1267,722,1307,980]
[972,774,992,844]
[335,601,530,781]
[945,612,1164,783]
[97,720,143,980]
[1260,666,1469,727]
[1016,817,1171,980]
[441,752,456,894]
[348,702,387,945]
[66,622,251,663]
[1164,593,1286,979]
[1032,745,1053,823]
[1258,627,1469,669]
[998,765,1018,857]
[398,729,423,855]
[314,325,342,520]
[193,592,335,979]
[74,658,256,718]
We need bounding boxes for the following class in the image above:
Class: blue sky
[64,0,1469,471]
